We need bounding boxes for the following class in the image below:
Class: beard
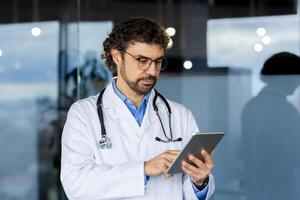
[120,62,157,95]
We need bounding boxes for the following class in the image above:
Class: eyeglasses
[123,50,168,71]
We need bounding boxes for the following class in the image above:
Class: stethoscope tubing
[97,87,182,148]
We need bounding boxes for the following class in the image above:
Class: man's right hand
[144,150,180,177]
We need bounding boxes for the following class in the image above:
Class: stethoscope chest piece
[99,135,112,149]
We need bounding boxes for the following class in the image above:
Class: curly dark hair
[101,17,170,74]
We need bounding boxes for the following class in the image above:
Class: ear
[111,49,122,66]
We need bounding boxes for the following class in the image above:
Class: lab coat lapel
[102,83,140,129]
[102,83,160,134]
[140,89,160,133]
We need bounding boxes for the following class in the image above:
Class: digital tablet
[166,131,224,174]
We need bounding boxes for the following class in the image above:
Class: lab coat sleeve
[182,109,215,200]
[183,173,215,200]
[60,102,145,200]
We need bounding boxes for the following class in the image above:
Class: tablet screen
[166,131,224,174]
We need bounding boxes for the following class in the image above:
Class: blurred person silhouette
[64,50,112,107]
[241,52,300,200]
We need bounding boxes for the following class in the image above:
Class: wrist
[194,176,209,190]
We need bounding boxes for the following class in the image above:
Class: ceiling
[0,0,297,24]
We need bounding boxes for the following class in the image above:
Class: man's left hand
[181,150,214,187]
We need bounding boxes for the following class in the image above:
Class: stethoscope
[96,88,182,149]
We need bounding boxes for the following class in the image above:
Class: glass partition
[0,21,59,199]
[0,1,79,199]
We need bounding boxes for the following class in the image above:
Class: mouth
[138,76,157,86]
[141,79,155,85]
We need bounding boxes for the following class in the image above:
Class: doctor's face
[118,42,164,95]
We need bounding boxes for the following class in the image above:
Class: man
[61,17,215,199]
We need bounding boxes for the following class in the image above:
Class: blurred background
[0,0,299,199]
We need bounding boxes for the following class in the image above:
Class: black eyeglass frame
[123,50,168,71]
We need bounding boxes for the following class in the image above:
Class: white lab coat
[61,82,215,200]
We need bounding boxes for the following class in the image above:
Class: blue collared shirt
[112,80,208,199]
[192,180,209,199]
[112,80,150,126]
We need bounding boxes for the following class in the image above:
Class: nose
[145,61,158,75]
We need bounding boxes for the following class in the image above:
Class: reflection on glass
[207,15,300,70]
[63,22,113,103]
[207,14,300,97]
[241,52,300,200]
